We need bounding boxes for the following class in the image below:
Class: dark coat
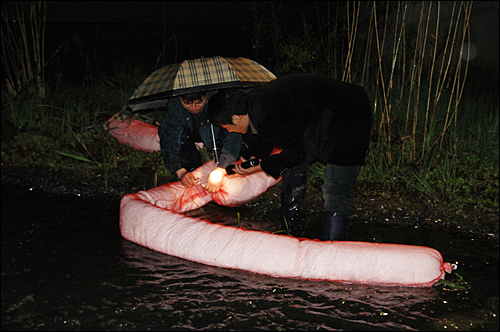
[158,90,241,174]
[245,74,374,178]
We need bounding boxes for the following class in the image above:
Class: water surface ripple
[2,187,498,330]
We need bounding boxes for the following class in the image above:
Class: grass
[1,1,498,228]
[1,64,176,195]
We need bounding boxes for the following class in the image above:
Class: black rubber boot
[280,167,308,213]
[321,211,349,241]
[279,167,308,237]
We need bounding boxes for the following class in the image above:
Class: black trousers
[280,154,360,217]
[179,135,203,172]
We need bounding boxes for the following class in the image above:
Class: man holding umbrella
[207,73,374,241]
[128,56,277,191]
[158,90,241,192]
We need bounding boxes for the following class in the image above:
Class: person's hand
[177,169,198,188]
[205,167,226,193]
[233,162,261,175]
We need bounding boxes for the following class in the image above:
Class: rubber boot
[279,167,308,236]
[321,211,349,241]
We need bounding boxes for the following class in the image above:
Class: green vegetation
[433,272,471,291]
[250,1,498,218]
[1,2,498,228]
[0,64,171,189]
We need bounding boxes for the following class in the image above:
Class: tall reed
[251,1,476,167]
[1,1,495,206]
[250,1,497,203]
[1,1,46,101]
[338,1,474,165]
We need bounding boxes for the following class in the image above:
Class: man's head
[180,91,208,114]
[207,89,250,133]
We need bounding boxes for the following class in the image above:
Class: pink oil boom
[109,118,453,287]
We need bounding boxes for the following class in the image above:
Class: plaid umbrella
[126,56,276,112]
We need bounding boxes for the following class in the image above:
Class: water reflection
[121,239,443,330]
[1,188,498,330]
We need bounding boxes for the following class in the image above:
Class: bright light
[209,169,223,184]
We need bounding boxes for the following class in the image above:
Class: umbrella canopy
[126,56,276,112]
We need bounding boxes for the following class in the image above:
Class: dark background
[40,1,331,83]
[43,1,258,81]
[2,1,499,85]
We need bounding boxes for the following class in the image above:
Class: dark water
[2,186,498,331]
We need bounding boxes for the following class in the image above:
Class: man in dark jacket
[207,74,374,241]
[158,90,242,192]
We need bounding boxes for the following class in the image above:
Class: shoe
[321,211,349,241]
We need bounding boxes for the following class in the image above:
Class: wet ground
[1,180,499,330]
[2,165,498,240]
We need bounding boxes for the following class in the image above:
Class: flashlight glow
[209,169,224,184]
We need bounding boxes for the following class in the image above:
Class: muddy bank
[1,165,498,241]
[1,165,170,198]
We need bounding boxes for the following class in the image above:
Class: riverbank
[2,164,498,242]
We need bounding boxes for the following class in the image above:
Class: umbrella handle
[210,123,219,165]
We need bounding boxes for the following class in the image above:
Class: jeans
[280,153,360,217]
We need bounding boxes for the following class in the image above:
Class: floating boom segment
[120,160,452,287]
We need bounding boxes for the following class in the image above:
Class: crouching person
[207,74,374,241]
[158,91,242,192]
